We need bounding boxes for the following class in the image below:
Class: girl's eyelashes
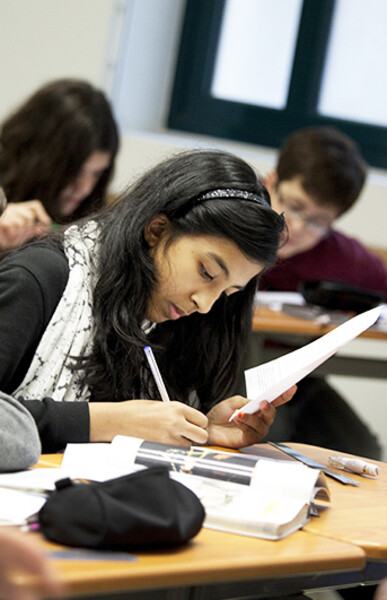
[200,264,214,280]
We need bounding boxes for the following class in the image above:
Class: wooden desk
[253,306,387,340]
[21,450,387,599]
[250,306,387,379]
[33,527,365,600]
[295,443,387,582]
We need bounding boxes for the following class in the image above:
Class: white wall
[0,0,386,457]
[0,0,113,116]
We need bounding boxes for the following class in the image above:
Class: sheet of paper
[61,442,142,480]
[0,469,61,525]
[0,447,141,524]
[238,305,382,417]
[376,303,387,331]
[0,488,46,525]
[255,290,305,309]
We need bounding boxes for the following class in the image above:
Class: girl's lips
[169,303,186,320]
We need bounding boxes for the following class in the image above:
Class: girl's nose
[191,289,219,314]
[73,171,96,198]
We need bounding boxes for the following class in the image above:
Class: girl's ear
[144,214,170,248]
[264,171,278,195]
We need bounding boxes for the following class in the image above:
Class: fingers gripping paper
[238,306,381,417]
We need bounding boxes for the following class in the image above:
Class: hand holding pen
[142,344,296,450]
[142,345,210,445]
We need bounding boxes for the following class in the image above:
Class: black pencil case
[37,466,205,550]
[299,280,384,313]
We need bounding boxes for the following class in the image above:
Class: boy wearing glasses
[250,127,387,460]
[262,126,387,293]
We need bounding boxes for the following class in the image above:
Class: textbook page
[177,459,326,540]
[240,305,381,416]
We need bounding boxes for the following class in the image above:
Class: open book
[0,438,330,540]
[62,436,330,541]
[232,305,381,419]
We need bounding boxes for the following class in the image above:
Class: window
[168,0,387,169]
[212,0,303,110]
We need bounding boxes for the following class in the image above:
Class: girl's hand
[89,400,209,447]
[206,386,297,448]
[0,201,52,249]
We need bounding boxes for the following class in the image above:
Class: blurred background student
[237,126,387,460]
[0,78,119,250]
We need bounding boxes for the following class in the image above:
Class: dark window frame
[168,0,387,170]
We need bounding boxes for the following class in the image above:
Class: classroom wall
[1,0,386,457]
[1,0,387,247]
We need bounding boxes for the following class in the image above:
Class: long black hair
[77,150,286,410]
[0,79,119,223]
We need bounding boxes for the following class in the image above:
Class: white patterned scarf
[15,221,100,403]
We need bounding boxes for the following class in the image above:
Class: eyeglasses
[277,193,331,237]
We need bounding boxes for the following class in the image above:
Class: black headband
[195,188,271,209]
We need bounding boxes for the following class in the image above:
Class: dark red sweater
[260,230,387,301]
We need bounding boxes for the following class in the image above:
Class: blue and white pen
[143,345,171,402]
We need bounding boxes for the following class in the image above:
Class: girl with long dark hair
[0,149,294,452]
